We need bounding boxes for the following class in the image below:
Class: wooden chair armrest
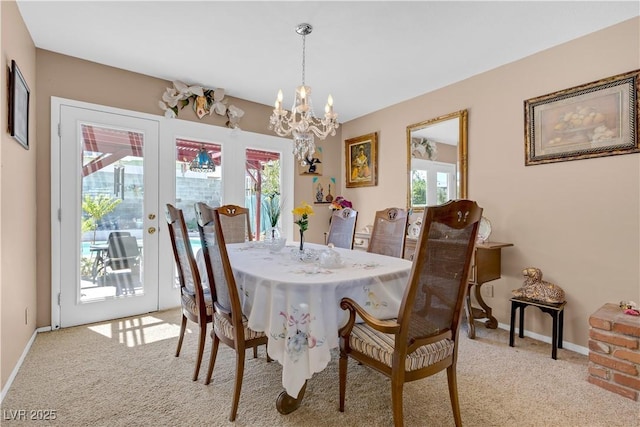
[339,297,400,337]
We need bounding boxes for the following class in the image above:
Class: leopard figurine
[512,267,565,304]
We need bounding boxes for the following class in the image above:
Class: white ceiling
[16,1,639,122]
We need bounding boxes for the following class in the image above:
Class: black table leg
[509,301,517,347]
[518,304,526,338]
[558,309,564,349]
[551,311,558,360]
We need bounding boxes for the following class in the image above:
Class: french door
[52,99,294,329]
[52,100,160,328]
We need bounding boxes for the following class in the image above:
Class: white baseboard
[0,326,46,403]
[497,322,588,356]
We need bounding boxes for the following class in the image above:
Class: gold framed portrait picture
[345,132,378,188]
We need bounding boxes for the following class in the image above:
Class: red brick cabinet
[588,303,640,401]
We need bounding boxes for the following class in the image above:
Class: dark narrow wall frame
[8,59,30,149]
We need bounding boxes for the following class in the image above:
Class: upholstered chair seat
[181,289,213,318]
[347,322,455,370]
[213,312,267,341]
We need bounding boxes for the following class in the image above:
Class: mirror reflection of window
[411,158,455,207]
[411,170,427,206]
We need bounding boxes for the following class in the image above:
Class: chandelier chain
[301,33,306,87]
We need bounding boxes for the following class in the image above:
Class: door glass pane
[80,124,144,301]
[175,139,222,255]
[245,149,281,241]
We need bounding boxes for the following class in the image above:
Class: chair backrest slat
[217,204,253,243]
[367,207,408,258]
[327,208,358,249]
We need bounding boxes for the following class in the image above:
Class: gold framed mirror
[406,109,467,211]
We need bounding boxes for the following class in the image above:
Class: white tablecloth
[198,242,412,396]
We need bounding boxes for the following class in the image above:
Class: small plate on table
[477,217,492,243]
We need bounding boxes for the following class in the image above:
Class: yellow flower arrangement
[292,201,314,232]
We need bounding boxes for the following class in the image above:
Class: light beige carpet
[2,308,638,427]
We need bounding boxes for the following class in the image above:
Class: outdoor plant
[261,160,282,239]
[80,256,94,279]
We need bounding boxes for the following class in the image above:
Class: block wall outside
[82,170,220,239]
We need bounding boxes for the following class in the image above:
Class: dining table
[197,241,412,413]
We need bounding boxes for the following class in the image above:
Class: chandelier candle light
[269,23,339,165]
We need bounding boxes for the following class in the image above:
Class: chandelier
[189,146,216,173]
[269,23,339,165]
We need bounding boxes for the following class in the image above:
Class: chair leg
[205,335,220,385]
[253,346,258,359]
[192,323,207,381]
[175,315,187,357]
[339,352,347,412]
[390,379,404,427]
[229,350,246,422]
[266,344,271,362]
[447,366,462,427]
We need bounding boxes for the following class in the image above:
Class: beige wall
[342,17,640,347]
[1,0,37,390]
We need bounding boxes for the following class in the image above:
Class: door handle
[148,227,156,234]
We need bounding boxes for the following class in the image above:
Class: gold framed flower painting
[524,69,639,166]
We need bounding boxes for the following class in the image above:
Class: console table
[466,241,513,339]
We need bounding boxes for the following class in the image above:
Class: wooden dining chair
[367,207,409,258]
[216,204,253,243]
[197,203,261,358]
[338,200,482,427]
[165,204,213,382]
[195,202,271,422]
[327,208,358,249]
